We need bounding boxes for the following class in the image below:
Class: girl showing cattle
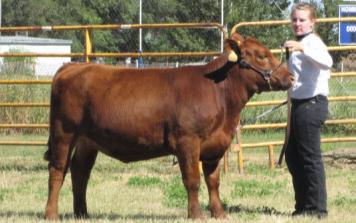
[283,3,332,219]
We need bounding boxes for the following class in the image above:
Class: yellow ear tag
[237,40,241,46]
[228,51,238,62]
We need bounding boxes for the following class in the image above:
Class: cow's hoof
[210,204,227,219]
[213,212,227,219]
[44,211,59,220]
[188,210,205,220]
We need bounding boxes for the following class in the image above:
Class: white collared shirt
[288,33,333,99]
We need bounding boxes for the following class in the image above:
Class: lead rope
[278,47,291,166]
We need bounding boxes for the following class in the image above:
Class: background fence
[0,9,355,172]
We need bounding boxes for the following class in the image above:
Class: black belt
[291,95,327,104]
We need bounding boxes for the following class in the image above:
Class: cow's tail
[43,139,51,161]
[44,94,55,162]
[43,63,76,162]
[43,78,58,162]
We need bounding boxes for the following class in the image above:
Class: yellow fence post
[268,145,275,170]
[84,28,93,63]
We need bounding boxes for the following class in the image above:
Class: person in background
[283,3,333,219]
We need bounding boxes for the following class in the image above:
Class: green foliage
[0,74,50,135]
[0,49,35,76]
[0,0,343,60]
[0,0,292,57]
[162,175,187,208]
[226,0,292,48]
[127,176,162,187]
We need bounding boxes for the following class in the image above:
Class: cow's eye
[257,55,267,61]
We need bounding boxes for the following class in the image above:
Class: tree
[2,0,343,64]
[1,0,102,53]
[225,0,291,48]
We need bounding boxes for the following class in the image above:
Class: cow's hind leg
[176,136,204,219]
[45,128,77,220]
[202,160,226,218]
[71,138,98,218]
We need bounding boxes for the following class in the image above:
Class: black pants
[285,95,328,213]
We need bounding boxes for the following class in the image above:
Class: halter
[238,46,289,90]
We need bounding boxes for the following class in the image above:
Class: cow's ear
[230,33,244,45]
[204,35,243,83]
[224,36,242,63]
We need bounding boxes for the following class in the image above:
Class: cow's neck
[203,56,255,116]
[213,71,253,135]
[224,67,255,113]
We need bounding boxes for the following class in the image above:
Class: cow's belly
[103,145,172,163]
[80,134,173,163]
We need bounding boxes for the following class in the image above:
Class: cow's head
[224,33,294,93]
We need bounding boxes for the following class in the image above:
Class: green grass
[0,134,355,223]
[127,176,162,187]
[162,176,187,208]
[332,196,356,207]
[231,179,288,198]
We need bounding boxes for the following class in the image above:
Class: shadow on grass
[0,211,183,221]
[0,163,47,172]
[87,213,183,221]
[0,211,43,219]
[0,205,289,221]
[225,204,289,216]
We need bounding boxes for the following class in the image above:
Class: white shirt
[288,33,333,99]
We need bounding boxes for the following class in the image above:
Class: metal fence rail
[0,19,355,174]
[0,22,227,62]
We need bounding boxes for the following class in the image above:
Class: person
[283,3,333,219]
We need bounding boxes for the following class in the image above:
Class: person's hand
[284,40,304,52]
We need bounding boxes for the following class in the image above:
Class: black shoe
[292,210,328,219]
[292,210,304,216]
[305,210,328,219]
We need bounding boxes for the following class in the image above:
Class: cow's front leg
[202,160,226,219]
[177,136,203,219]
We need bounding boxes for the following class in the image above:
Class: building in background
[0,36,72,76]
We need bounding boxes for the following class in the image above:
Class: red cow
[44,34,293,220]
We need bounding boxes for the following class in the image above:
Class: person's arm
[284,38,333,69]
[302,38,333,69]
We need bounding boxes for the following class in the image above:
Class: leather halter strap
[238,46,287,90]
[239,60,283,90]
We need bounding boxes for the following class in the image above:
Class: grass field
[0,135,355,223]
